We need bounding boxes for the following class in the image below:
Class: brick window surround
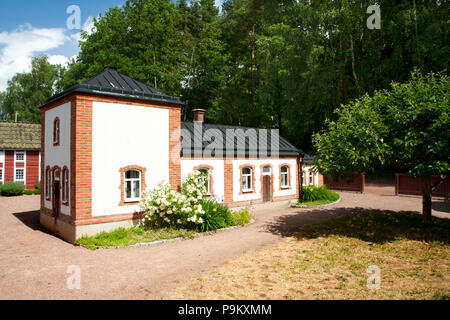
[279,163,292,190]
[53,117,60,146]
[239,164,256,194]
[118,165,147,206]
[193,165,214,196]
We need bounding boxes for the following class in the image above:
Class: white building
[39,68,322,242]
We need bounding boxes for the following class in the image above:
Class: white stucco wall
[44,102,71,214]
[91,101,170,217]
[232,158,297,202]
[181,159,225,203]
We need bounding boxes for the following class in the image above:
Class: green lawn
[172,211,450,300]
[296,198,338,207]
[75,226,198,250]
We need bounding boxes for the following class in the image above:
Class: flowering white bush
[139,170,208,227]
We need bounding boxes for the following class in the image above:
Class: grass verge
[75,226,198,250]
[295,198,338,207]
[171,211,450,300]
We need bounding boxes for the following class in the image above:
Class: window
[281,166,290,188]
[242,167,253,192]
[0,168,3,183]
[15,152,25,162]
[262,166,271,175]
[309,171,314,185]
[45,166,51,200]
[62,167,69,204]
[198,168,211,195]
[15,168,24,182]
[302,171,306,186]
[124,170,141,202]
[53,117,60,145]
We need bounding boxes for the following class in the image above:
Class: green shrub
[1,182,25,196]
[198,198,234,232]
[24,189,41,195]
[35,181,41,190]
[301,185,339,202]
[230,209,252,226]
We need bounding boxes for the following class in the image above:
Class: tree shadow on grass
[263,207,450,245]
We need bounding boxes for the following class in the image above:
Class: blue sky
[0,0,223,91]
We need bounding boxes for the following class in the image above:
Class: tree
[77,0,185,96]
[313,71,449,226]
[1,56,61,122]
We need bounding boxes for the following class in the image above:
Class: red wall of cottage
[25,151,40,189]
[4,151,14,182]
[1,150,40,189]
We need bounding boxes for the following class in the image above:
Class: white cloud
[0,24,67,91]
[70,16,96,43]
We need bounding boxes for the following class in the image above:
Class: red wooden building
[0,121,41,190]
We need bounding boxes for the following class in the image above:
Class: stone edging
[77,219,256,250]
[290,196,341,208]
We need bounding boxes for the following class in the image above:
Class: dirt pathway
[0,193,448,300]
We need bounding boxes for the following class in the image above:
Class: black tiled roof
[41,67,181,107]
[302,153,314,163]
[181,122,300,157]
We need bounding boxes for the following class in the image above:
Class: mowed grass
[75,226,197,250]
[171,211,450,300]
[296,199,338,207]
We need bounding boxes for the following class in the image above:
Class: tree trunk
[422,176,432,227]
[251,23,256,111]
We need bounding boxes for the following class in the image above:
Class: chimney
[193,109,206,123]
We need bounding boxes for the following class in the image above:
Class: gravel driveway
[0,191,448,300]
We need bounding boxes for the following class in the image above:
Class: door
[52,180,60,218]
[262,175,272,202]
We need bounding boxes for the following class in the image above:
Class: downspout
[298,154,303,203]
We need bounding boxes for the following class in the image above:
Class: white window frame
[242,167,253,192]
[14,151,26,184]
[262,166,272,176]
[281,166,290,188]
[15,168,25,182]
[53,118,60,145]
[124,170,141,202]
[62,168,69,203]
[0,168,3,184]
[45,167,51,200]
[309,171,314,185]
[198,168,211,195]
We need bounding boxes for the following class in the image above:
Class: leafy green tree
[77,0,185,95]
[1,56,61,122]
[313,71,449,226]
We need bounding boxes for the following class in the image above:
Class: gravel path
[0,191,448,300]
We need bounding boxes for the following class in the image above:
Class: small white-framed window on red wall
[53,117,60,146]
[62,167,69,204]
[280,166,290,188]
[125,170,141,202]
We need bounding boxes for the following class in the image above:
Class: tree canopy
[313,71,449,225]
[0,0,447,155]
